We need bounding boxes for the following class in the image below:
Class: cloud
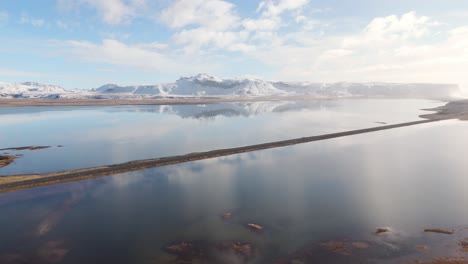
[246,11,468,86]
[61,39,216,74]
[364,11,435,40]
[257,0,309,17]
[172,28,252,52]
[40,3,468,88]
[160,0,239,30]
[20,14,45,27]
[55,20,68,29]
[0,68,47,78]
[0,68,73,81]
[56,0,142,25]
[242,17,279,31]
[0,11,8,26]
[160,0,249,52]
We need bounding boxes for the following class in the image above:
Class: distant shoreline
[0,96,457,107]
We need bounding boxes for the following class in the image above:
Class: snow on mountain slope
[94,74,287,97]
[0,82,99,99]
[0,74,461,99]
[0,82,73,99]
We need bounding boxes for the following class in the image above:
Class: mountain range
[0,74,461,100]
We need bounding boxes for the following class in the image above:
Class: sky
[1,0,468,90]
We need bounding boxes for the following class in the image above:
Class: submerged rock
[415,258,468,264]
[375,227,390,234]
[245,223,264,232]
[221,212,233,220]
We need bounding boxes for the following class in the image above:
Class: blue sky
[1,0,468,89]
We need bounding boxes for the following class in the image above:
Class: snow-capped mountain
[0,74,461,99]
[0,82,68,99]
[94,74,287,97]
[0,81,93,99]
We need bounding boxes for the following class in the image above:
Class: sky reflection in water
[0,99,442,175]
[1,102,468,263]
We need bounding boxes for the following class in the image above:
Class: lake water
[1,99,468,263]
[0,99,440,175]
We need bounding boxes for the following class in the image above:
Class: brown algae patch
[415,258,468,264]
[320,241,348,254]
[351,242,370,249]
[37,241,70,263]
[0,155,16,168]
[163,241,255,263]
[459,239,468,252]
[417,245,430,251]
[0,240,70,264]
[424,228,455,235]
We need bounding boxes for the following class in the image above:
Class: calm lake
[1,99,468,263]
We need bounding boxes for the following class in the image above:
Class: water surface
[1,100,467,263]
[0,99,441,175]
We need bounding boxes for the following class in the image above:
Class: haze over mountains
[0,74,461,100]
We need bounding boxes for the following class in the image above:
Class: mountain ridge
[0,74,461,99]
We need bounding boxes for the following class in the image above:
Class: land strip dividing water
[0,117,452,193]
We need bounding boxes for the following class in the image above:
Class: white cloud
[20,14,45,27]
[160,0,247,52]
[0,11,8,26]
[365,12,435,40]
[172,28,252,52]
[0,68,72,81]
[242,18,279,32]
[157,0,313,53]
[135,42,168,50]
[245,11,468,86]
[56,0,142,25]
[56,20,68,29]
[44,4,468,89]
[257,0,309,17]
[100,31,131,40]
[295,15,321,30]
[309,7,332,14]
[0,68,46,78]
[239,0,311,41]
[160,0,239,30]
[90,0,134,25]
[61,39,216,74]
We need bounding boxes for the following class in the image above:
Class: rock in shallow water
[163,241,256,263]
[245,223,264,232]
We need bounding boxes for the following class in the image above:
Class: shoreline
[0,118,446,193]
[0,96,456,108]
